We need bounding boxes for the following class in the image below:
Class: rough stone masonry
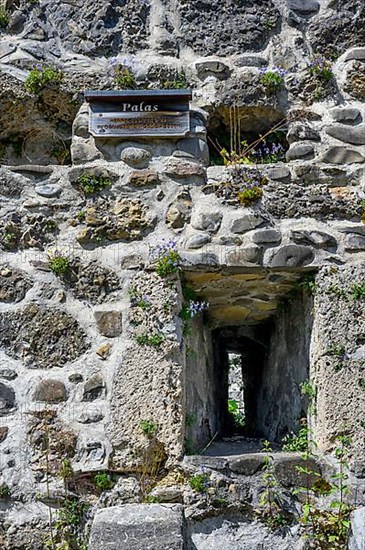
[0,0,364,548]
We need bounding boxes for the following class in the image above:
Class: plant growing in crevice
[188,472,210,493]
[110,58,136,89]
[295,434,353,549]
[282,418,310,453]
[130,287,151,310]
[260,66,287,94]
[309,57,334,82]
[180,288,209,335]
[25,66,63,94]
[76,174,112,195]
[256,440,289,529]
[298,274,317,295]
[93,471,114,491]
[349,282,365,300]
[153,239,181,277]
[216,165,267,207]
[0,483,10,499]
[135,332,165,347]
[161,71,188,90]
[300,380,316,415]
[47,250,71,277]
[140,419,159,438]
[0,7,9,29]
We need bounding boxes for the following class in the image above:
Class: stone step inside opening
[183,269,313,456]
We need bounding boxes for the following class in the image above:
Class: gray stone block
[251,229,282,244]
[287,123,321,144]
[267,165,291,181]
[344,47,365,62]
[349,507,365,550]
[330,107,362,124]
[88,504,184,550]
[344,234,365,251]
[265,244,314,268]
[286,0,319,15]
[326,124,365,146]
[186,233,211,249]
[230,212,265,234]
[229,454,265,475]
[286,143,315,161]
[321,147,365,164]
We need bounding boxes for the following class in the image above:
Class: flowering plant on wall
[153,239,181,277]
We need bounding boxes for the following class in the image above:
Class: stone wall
[0,0,365,547]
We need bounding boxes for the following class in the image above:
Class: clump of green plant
[295,434,353,549]
[309,57,334,82]
[228,399,245,430]
[161,71,188,89]
[282,418,309,452]
[153,239,181,277]
[143,494,160,503]
[256,440,289,529]
[259,66,286,94]
[140,419,159,438]
[2,231,17,249]
[59,458,74,483]
[24,66,63,94]
[0,483,10,498]
[326,343,346,358]
[301,380,316,415]
[109,58,136,89]
[94,471,114,491]
[51,498,89,548]
[326,285,348,300]
[216,165,267,207]
[188,472,210,493]
[77,173,112,195]
[349,282,365,300]
[299,274,317,295]
[135,332,165,347]
[130,287,151,310]
[0,7,9,29]
[47,250,70,276]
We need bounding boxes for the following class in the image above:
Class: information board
[85,90,192,138]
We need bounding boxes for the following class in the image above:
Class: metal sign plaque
[85,90,192,138]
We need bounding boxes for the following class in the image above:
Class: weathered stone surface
[230,212,265,234]
[94,311,123,338]
[96,343,112,360]
[344,234,365,251]
[0,383,16,415]
[89,504,184,550]
[291,230,337,249]
[62,260,121,305]
[326,124,365,145]
[179,0,280,56]
[128,169,159,187]
[287,123,320,143]
[265,244,314,268]
[77,198,154,245]
[0,427,9,443]
[164,158,205,179]
[0,266,32,303]
[33,379,67,403]
[274,455,321,487]
[344,47,365,62]
[34,184,61,198]
[308,1,365,57]
[266,165,291,181]
[186,233,211,249]
[191,210,222,234]
[77,408,104,424]
[286,143,315,161]
[349,507,365,550]
[251,229,281,245]
[121,147,152,167]
[321,147,365,164]
[0,369,17,381]
[286,0,319,16]
[330,107,362,124]
[166,192,192,230]
[0,305,89,368]
[229,454,265,476]
[226,245,262,265]
[82,374,105,402]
